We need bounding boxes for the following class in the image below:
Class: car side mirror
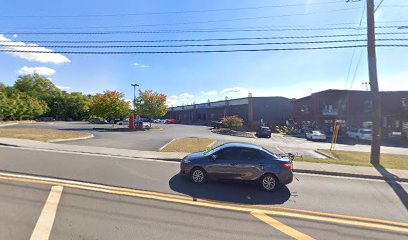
[212,155,217,161]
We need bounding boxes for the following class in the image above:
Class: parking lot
[5,121,408,157]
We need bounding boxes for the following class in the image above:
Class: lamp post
[131,83,139,111]
[130,83,139,129]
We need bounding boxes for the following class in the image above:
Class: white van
[346,128,373,141]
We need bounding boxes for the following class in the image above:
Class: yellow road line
[251,211,315,240]
[30,186,63,240]
[0,172,407,234]
[253,205,408,228]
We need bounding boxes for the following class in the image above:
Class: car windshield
[1,1,406,239]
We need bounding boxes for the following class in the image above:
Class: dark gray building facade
[166,96,293,129]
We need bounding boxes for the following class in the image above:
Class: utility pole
[367,0,381,164]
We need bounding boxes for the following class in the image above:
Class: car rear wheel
[190,167,207,184]
[260,174,278,191]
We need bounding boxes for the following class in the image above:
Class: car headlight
[182,159,191,164]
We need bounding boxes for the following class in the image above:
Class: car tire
[259,174,278,191]
[190,167,207,184]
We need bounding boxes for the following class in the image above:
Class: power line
[2,19,407,31]
[345,2,366,88]
[349,45,365,88]
[2,32,408,45]
[0,7,364,30]
[2,25,404,35]
[375,0,386,12]
[2,38,408,49]
[0,1,347,18]
[0,44,406,54]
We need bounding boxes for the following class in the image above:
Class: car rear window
[361,130,372,134]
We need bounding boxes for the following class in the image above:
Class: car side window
[237,149,264,161]
[216,148,237,161]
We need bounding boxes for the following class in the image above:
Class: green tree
[90,90,130,127]
[14,73,61,99]
[222,116,244,129]
[0,91,47,120]
[14,74,63,118]
[135,90,167,126]
[62,92,93,120]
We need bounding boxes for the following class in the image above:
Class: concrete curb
[313,150,336,160]
[47,134,94,143]
[0,123,19,128]
[293,169,408,183]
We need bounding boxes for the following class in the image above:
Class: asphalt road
[0,146,407,239]
[3,121,332,157]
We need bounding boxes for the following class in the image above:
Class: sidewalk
[0,137,407,182]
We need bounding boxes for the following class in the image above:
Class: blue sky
[0,0,407,106]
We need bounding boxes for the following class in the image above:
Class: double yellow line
[0,171,407,234]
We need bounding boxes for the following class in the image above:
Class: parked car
[180,142,293,191]
[346,128,373,141]
[305,130,327,141]
[210,120,223,129]
[89,118,108,124]
[152,119,166,123]
[165,119,178,124]
[36,117,56,122]
[108,118,123,124]
[116,119,129,125]
[256,126,272,138]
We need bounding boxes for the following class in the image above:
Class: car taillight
[281,163,292,170]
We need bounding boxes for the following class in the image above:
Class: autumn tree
[134,90,167,126]
[90,90,130,127]
[222,116,244,130]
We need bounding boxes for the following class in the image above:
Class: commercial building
[165,95,293,129]
[292,89,408,136]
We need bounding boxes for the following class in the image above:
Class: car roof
[220,142,263,150]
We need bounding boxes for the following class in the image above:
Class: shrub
[222,116,244,129]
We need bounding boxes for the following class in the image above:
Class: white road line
[30,186,63,240]
[0,145,179,164]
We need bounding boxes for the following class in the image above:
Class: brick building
[166,95,293,129]
[292,89,408,136]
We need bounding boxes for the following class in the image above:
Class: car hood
[186,150,207,159]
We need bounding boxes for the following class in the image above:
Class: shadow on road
[374,164,408,212]
[169,174,291,205]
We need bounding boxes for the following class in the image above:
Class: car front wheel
[190,167,207,184]
[260,174,278,191]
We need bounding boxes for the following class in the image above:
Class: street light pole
[131,83,139,111]
[367,0,381,164]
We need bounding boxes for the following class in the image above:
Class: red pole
[129,113,134,129]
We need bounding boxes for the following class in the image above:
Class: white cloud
[18,66,56,76]
[56,85,71,91]
[222,87,249,94]
[133,62,149,68]
[201,90,217,96]
[0,34,70,64]
[166,92,194,106]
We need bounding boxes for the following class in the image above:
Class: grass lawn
[0,120,35,125]
[297,149,408,170]
[160,137,215,153]
[0,128,92,142]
